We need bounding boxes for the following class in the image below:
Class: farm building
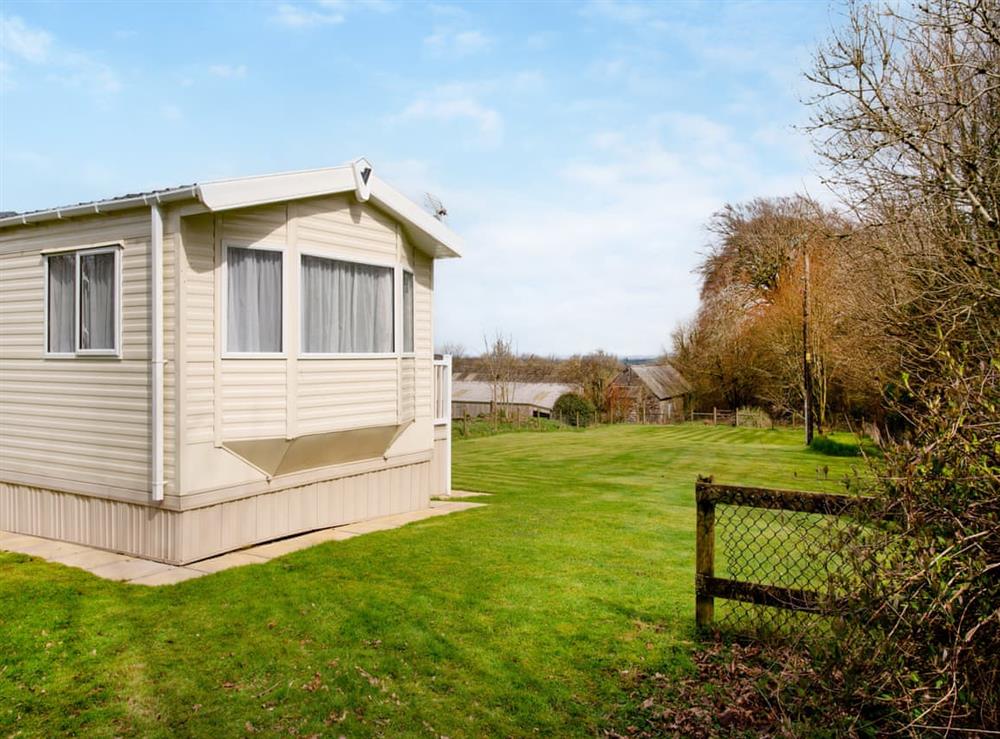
[451,378,576,420]
[0,159,461,564]
[608,363,693,423]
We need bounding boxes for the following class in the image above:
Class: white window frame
[298,249,398,359]
[221,241,287,359]
[401,268,416,358]
[43,244,123,359]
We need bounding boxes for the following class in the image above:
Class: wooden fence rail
[694,480,873,629]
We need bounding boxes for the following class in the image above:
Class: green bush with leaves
[553,393,596,426]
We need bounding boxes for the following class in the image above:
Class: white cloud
[270,0,392,28]
[161,103,183,121]
[510,70,544,93]
[56,51,121,94]
[208,63,247,79]
[581,0,670,31]
[271,3,345,28]
[1,15,52,62]
[398,95,503,147]
[1,16,120,94]
[424,28,491,57]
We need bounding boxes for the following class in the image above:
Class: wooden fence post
[713,407,718,425]
[695,488,716,629]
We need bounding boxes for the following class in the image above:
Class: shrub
[736,406,772,429]
[808,434,861,457]
[553,393,596,426]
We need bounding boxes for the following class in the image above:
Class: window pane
[403,271,414,353]
[301,256,393,353]
[227,247,282,353]
[79,252,116,351]
[47,254,76,353]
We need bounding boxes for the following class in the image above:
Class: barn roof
[452,381,576,411]
[629,363,693,400]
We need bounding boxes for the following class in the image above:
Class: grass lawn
[0,424,865,737]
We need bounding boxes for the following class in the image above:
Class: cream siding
[296,194,398,263]
[179,214,216,445]
[296,359,398,435]
[413,250,434,420]
[0,210,153,497]
[221,360,287,439]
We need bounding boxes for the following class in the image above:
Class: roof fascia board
[0,164,464,260]
[369,176,463,259]
[196,167,356,213]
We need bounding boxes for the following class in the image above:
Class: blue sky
[1,0,841,356]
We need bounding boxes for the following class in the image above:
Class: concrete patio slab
[440,490,492,498]
[429,500,487,512]
[0,534,78,556]
[89,557,175,582]
[187,551,269,574]
[129,567,206,587]
[55,548,134,571]
[1,497,486,586]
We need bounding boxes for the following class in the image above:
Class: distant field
[0,424,864,737]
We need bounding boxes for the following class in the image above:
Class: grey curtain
[47,253,75,353]
[227,247,283,353]
[79,252,115,350]
[301,255,394,353]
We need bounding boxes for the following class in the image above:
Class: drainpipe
[150,204,165,501]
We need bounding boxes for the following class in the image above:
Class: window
[226,246,283,354]
[402,270,414,353]
[301,255,394,354]
[46,247,120,355]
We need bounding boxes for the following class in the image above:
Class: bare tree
[481,331,518,425]
[436,341,466,359]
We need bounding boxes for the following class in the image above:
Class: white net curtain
[227,247,283,353]
[47,250,117,353]
[46,253,75,353]
[301,255,394,354]
[79,252,116,350]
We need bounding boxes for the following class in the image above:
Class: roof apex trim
[0,161,462,259]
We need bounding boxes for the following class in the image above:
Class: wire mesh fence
[715,505,850,635]
[696,480,866,639]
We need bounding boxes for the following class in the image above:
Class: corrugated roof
[452,380,577,410]
[629,363,693,399]
[2,185,196,220]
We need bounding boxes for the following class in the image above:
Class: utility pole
[802,248,814,445]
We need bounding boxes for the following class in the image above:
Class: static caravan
[0,160,460,564]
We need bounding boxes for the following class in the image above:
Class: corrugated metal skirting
[0,459,431,565]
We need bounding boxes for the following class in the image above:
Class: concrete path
[0,500,485,587]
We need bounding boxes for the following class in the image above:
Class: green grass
[809,432,879,458]
[0,424,864,737]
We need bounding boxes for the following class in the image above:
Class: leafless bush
[805,0,1000,731]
